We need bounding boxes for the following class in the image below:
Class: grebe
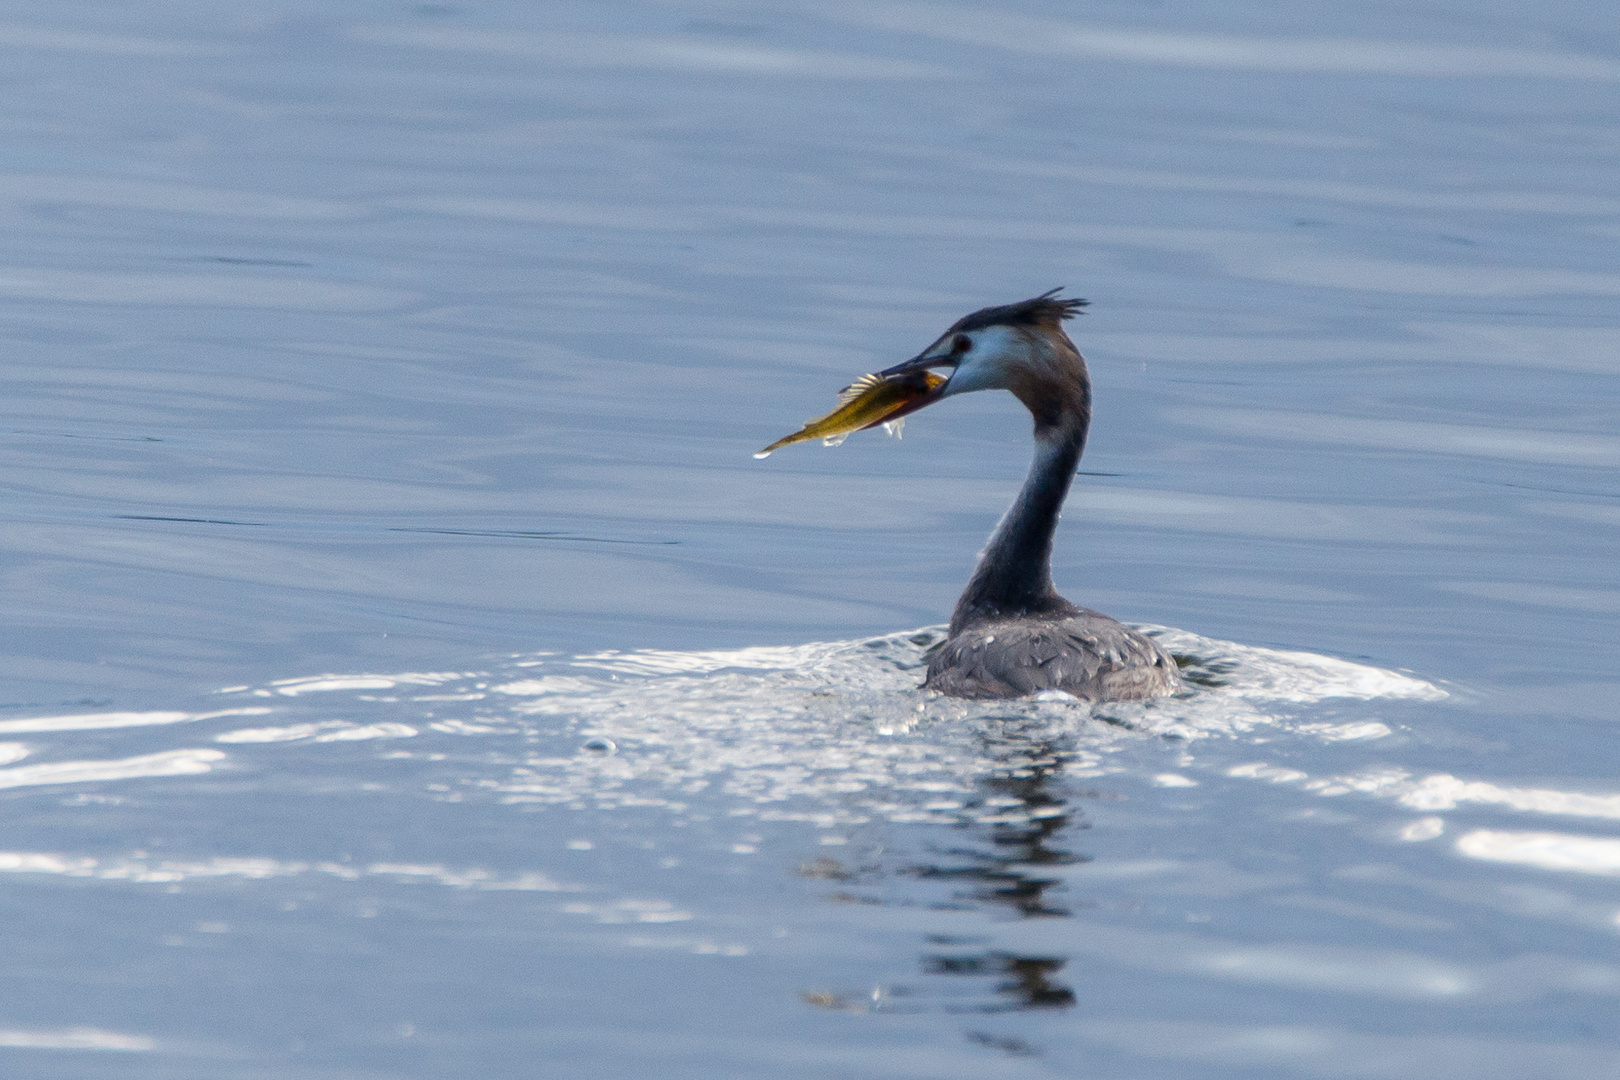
[875,290,1180,701]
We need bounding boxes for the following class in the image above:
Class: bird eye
[951,335,972,354]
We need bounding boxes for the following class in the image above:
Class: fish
[754,370,947,458]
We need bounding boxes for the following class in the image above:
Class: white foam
[1229,763,1311,784]
[428,720,511,735]
[1402,776,1620,817]
[0,749,225,790]
[1296,721,1392,741]
[570,643,847,676]
[217,722,350,744]
[1148,627,1444,704]
[216,721,416,744]
[202,626,1446,831]
[489,676,601,695]
[0,850,572,891]
[266,672,471,696]
[1457,831,1620,876]
[1401,818,1446,842]
[0,708,268,735]
[1210,758,1620,852]
[270,676,399,695]
[314,723,417,742]
[0,1027,154,1051]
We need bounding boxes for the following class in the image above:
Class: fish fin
[881,418,905,439]
[835,373,882,406]
[821,432,850,448]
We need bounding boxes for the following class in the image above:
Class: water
[1,1,1618,1075]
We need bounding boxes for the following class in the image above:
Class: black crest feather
[947,288,1088,335]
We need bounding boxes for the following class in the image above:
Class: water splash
[193,625,1443,830]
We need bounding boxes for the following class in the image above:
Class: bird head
[875,289,1091,431]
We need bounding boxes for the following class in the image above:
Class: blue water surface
[1,2,1618,1076]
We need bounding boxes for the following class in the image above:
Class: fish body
[755,370,946,458]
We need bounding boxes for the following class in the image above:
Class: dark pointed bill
[877,348,960,380]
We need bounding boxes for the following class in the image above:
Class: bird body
[923,610,1179,701]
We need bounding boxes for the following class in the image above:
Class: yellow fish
[755,370,946,458]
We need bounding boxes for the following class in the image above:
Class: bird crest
[945,288,1087,336]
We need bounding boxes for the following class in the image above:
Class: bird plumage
[877,290,1180,702]
[924,610,1177,701]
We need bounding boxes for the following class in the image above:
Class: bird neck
[950,413,1088,634]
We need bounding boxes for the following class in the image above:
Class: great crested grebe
[872,290,1180,701]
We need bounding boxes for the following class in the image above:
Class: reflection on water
[913,722,1083,1012]
[922,951,1075,1011]
[798,718,1088,1015]
[913,721,1086,920]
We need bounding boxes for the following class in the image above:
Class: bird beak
[877,348,958,380]
[857,349,956,430]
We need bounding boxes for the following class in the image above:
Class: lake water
[2,2,1618,1076]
